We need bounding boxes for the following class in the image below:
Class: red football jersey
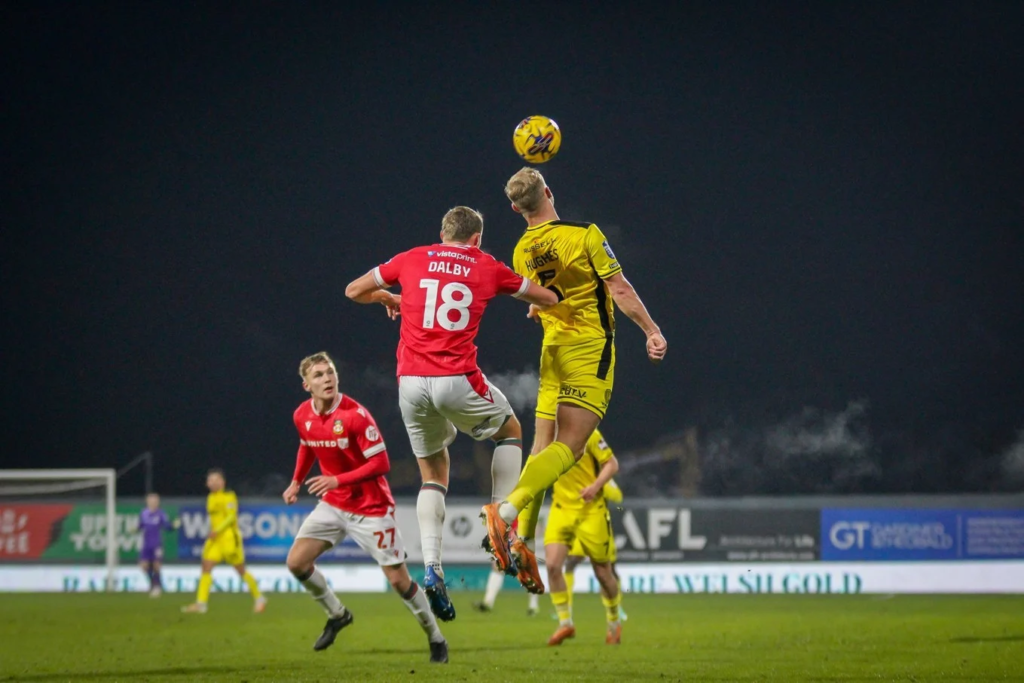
[292,394,395,517]
[374,244,529,376]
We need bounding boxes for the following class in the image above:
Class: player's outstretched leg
[384,564,448,663]
[416,449,455,622]
[288,540,353,651]
[297,566,353,651]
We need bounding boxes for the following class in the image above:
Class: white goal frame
[0,469,117,591]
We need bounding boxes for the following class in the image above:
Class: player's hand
[282,480,301,505]
[580,484,601,502]
[646,331,668,364]
[381,292,401,321]
[527,304,542,323]
[307,475,340,497]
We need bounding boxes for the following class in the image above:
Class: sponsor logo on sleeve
[365,426,380,442]
[602,240,616,259]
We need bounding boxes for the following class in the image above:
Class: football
[512,115,562,164]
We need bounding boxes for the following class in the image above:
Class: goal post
[0,469,118,591]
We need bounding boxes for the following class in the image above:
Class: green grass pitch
[1,592,1022,682]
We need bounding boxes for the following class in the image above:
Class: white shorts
[398,373,514,457]
[295,502,406,566]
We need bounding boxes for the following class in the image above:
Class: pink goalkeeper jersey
[374,244,529,377]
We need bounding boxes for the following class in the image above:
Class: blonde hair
[440,206,483,242]
[504,167,547,214]
[299,351,336,379]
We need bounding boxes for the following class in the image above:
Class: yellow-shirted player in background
[182,469,267,614]
[545,428,623,645]
[482,167,667,593]
[563,474,628,621]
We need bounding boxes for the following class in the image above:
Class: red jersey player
[345,206,557,621]
[281,351,448,663]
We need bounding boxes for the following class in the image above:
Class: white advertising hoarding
[0,564,386,593]
[2,561,1022,593]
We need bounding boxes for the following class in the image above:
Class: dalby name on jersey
[428,261,472,277]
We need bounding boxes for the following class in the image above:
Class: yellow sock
[242,572,262,600]
[550,590,572,626]
[506,442,575,511]
[515,485,546,543]
[197,573,213,603]
[565,572,575,611]
[602,591,622,624]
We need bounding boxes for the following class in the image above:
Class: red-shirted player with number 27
[282,351,449,663]
[345,206,557,622]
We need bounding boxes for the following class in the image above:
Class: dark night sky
[3,3,1022,495]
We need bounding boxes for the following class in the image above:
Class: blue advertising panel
[821,509,1024,561]
[176,505,371,562]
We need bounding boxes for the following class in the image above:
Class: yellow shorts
[202,531,245,566]
[544,502,616,564]
[536,337,615,420]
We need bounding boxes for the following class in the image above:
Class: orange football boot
[510,536,545,594]
[548,624,576,646]
[606,622,622,644]
[480,503,514,574]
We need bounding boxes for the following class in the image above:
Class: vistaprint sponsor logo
[429,250,477,263]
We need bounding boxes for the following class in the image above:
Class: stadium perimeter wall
[1,494,1021,593]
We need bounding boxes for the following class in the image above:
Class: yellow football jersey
[512,220,622,346]
[207,490,240,534]
[552,429,616,511]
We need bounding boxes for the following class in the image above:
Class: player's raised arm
[604,272,667,363]
[582,226,667,364]
[345,269,402,319]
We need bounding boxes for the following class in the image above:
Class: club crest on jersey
[333,420,344,435]
[305,421,312,431]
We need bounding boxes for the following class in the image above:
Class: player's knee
[286,555,312,578]
[494,414,521,441]
[387,572,411,595]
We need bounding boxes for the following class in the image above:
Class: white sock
[528,592,540,611]
[402,583,445,643]
[417,483,447,570]
[498,501,518,525]
[299,567,346,618]
[491,438,523,503]
[483,567,504,607]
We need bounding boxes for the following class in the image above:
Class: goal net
[0,469,118,591]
